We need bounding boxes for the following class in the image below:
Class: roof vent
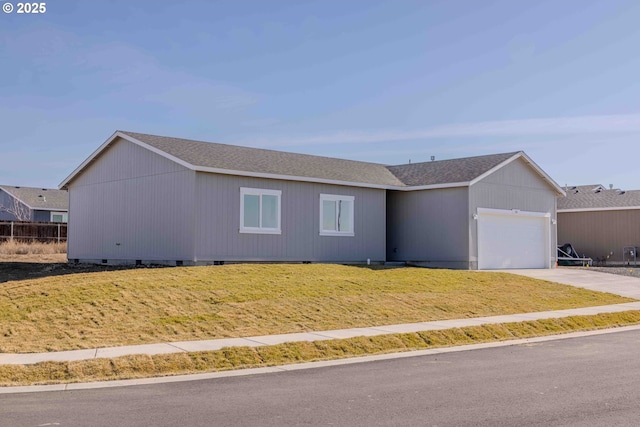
[610,184,613,190]
[430,156,435,162]
[618,190,626,195]
[595,189,601,193]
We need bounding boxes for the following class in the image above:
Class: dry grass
[0,240,66,255]
[0,264,632,353]
[3,310,640,387]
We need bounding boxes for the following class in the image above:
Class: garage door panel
[478,211,549,270]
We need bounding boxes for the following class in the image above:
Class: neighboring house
[558,184,640,264]
[59,131,565,269]
[0,185,69,222]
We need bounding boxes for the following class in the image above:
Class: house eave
[59,131,196,189]
[469,152,566,196]
[59,132,562,196]
[193,166,398,190]
[558,206,640,213]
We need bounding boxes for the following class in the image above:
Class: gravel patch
[581,266,640,279]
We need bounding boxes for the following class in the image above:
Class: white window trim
[239,187,282,235]
[50,211,68,222]
[319,194,355,237]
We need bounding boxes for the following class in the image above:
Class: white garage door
[477,208,549,270]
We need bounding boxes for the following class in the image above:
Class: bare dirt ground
[0,254,146,283]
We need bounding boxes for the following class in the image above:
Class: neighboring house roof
[558,184,640,212]
[59,131,565,195]
[0,185,69,211]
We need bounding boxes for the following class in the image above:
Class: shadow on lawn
[0,262,168,284]
[0,261,407,284]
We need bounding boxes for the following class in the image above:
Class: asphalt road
[3,330,640,427]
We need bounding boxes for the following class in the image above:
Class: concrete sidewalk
[2,268,640,366]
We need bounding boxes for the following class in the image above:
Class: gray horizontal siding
[67,138,196,261]
[558,210,640,263]
[386,187,469,264]
[469,157,558,266]
[194,174,386,262]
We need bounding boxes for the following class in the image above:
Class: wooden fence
[0,221,68,243]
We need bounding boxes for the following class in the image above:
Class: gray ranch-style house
[558,184,640,264]
[0,185,69,222]
[59,131,565,269]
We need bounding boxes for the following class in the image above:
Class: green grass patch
[3,311,640,387]
[0,264,632,352]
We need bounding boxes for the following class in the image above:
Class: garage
[477,208,550,270]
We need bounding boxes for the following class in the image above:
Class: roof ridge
[388,151,521,168]
[119,130,390,168]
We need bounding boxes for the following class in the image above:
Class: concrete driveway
[504,268,640,299]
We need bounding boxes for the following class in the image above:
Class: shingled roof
[0,185,68,211]
[387,152,520,186]
[558,184,640,211]
[60,131,563,194]
[120,131,405,187]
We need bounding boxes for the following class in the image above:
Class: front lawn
[0,264,632,353]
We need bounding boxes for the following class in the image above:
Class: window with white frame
[50,212,68,223]
[319,194,354,236]
[240,187,281,234]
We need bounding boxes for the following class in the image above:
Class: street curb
[3,324,640,395]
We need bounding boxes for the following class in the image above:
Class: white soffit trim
[477,207,551,218]
[396,182,470,191]
[469,152,566,197]
[194,166,393,190]
[558,206,640,213]
[196,167,469,191]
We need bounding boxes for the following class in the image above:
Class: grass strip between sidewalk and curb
[3,310,640,387]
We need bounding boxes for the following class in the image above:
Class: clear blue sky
[2,0,639,190]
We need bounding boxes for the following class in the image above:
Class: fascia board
[193,166,395,190]
[393,182,470,191]
[58,131,198,189]
[558,206,640,213]
[196,166,469,190]
[469,152,566,197]
[59,131,122,189]
[57,134,556,195]
[120,134,196,171]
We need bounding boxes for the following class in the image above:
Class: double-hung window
[320,194,354,236]
[240,187,281,234]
